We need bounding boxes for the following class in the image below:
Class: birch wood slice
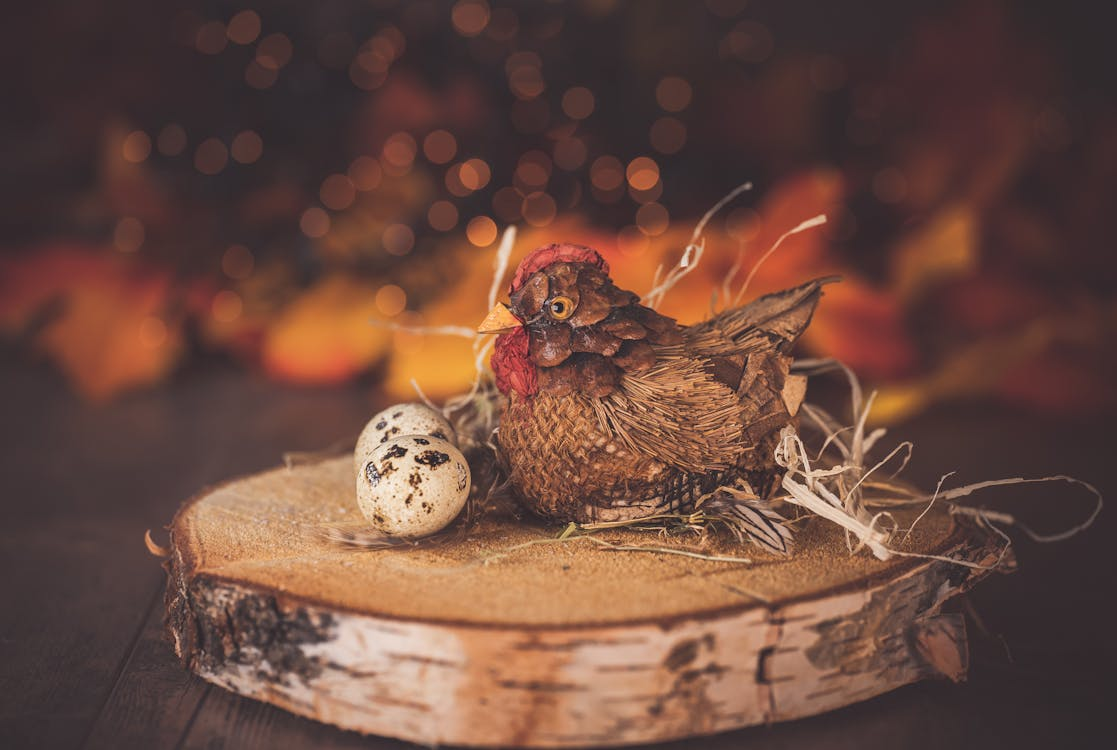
[164,456,1004,748]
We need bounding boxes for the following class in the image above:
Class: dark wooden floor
[0,356,1112,749]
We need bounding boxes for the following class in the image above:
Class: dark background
[1,1,1115,747]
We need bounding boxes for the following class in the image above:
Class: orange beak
[477,303,522,334]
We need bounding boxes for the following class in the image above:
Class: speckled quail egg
[355,403,457,462]
[356,434,470,538]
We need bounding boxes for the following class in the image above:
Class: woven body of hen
[499,390,709,523]
[498,319,808,524]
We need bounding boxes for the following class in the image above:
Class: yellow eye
[547,296,575,320]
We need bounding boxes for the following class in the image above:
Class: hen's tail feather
[692,276,838,354]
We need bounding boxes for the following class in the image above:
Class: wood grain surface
[165,454,999,746]
[0,356,1113,749]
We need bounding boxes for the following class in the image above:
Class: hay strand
[732,214,828,306]
[644,181,753,310]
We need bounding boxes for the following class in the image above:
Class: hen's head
[479,243,681,398]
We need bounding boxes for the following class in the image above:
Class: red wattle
[491,327,537,397]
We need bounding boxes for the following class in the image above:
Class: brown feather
[530,324,573,367]
[570,326,623,356]
[595,352,747,472]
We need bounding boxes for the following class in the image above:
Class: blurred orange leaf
[261,274,391,384]
[871,318,1056,425]
[0,246,184,400]
[801,279,918,380]
[384,331,479,400]
[890,205,979,301]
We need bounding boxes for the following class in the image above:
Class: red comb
[509,243,608,292]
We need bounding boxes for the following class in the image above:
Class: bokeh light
[636,202,670,235]
[521,192,557,227]
[221,245,255,280]
[350,58,387,91]
[510,71,544,101]
[506,51,545,102]
[230,131,263,164]
[212,290,244,323]
[720,20,774,63]
[630,181,664,204]
[466,216,498,246]
[655,77,692,112]
[195,21,227,55]
[256,33,293,70]
[320,174,356,211]
[382,224,415,255]
[626,156,660,191]
[382,132,417,175]
[226,10,261,45]
[423,130,458,164]
[348,156,382,191]
[514,150,552,190]
[122,131,151,163]
[113,217,144,253]
[561,87,595,120]
[427,200,459,231]
[458,158,492,191]
[375,284,408,317]
[452,0,490,37]
[194,138,228,175]
[445,165,470,197]
[590,156,625,191]
[244,61,277,89]
[299,207,330,238]
[553,137,587,170]
[374,26,406,60]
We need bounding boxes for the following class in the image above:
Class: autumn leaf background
[1,0,1114,422]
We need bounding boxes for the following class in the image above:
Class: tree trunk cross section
[165,457,1003,747]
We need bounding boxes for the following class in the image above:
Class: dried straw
[771,358,1103,568]
[644,181,752,309]
[331,196,1101,569]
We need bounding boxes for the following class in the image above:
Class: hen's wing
[592,278,833,473]
[592,353,747,473]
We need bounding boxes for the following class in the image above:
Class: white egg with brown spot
[356,403,457,460]
[356,434,470,538]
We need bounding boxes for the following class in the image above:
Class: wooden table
[1,357,1112,749]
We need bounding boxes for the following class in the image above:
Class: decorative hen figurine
[477,243,830,551]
